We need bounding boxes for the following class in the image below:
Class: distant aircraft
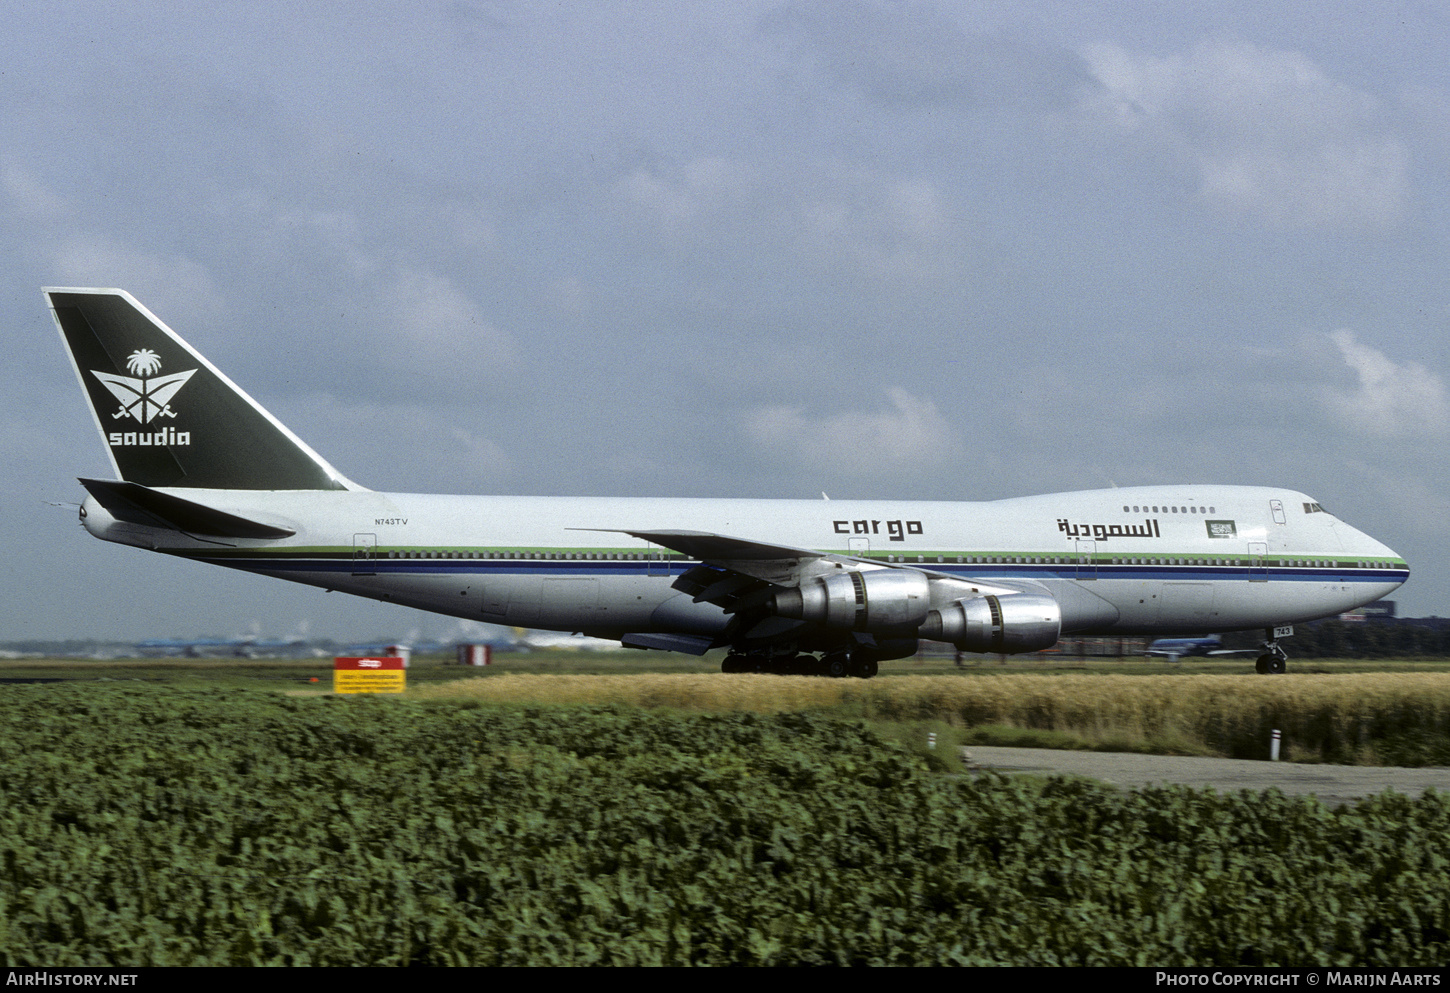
[1145,635,1258,662]
[49,288,1409,677]
[137,634,308,658]
[137,636,247,658]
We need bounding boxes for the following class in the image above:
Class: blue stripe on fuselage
[176,553,1408,586]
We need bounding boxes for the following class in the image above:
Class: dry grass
[414,671,1450,717]
[413,672,863,712]
[413,672,1450,763]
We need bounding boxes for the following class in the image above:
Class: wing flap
[672,563,782,614]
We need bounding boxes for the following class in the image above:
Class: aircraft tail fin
[47,288,354,491]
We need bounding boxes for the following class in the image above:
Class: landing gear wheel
[823,654,849,678]
[849,656,879,679]
[722,654,748,674]
[1256,627,1289,675]
[1256,654,1286,675]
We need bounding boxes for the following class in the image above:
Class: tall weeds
[417,673,1450,764]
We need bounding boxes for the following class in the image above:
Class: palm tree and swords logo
[91,349,197,426]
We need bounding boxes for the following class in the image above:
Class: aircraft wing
[599,528,826,564]
[576,527,833,584]
[578,527,1033,614]
[573,528,834,613]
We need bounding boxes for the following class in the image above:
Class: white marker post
[1270,729,1281,762]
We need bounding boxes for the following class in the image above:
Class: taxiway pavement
[964,746,1449,807]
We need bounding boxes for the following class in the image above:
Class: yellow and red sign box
[333,656,407,694]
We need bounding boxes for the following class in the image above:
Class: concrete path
[962,746,1450,807]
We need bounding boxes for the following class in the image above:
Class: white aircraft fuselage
[79,485,1404,639]
[52,287,1408,676]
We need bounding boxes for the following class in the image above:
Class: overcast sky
[5,1,1448,641]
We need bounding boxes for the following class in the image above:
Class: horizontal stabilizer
[79,478,296,539]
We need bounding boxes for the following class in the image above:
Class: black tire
[824,654,849,678]
[849,656,879,679]
[1256,654,1286,674]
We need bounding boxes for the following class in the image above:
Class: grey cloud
[1322,331,1450,438]
[1080,37,1410,228]
[762,0,1090,111]
[745,387,960,475]
[3,2,1448,637]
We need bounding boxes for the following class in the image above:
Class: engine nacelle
[770,569,931,632]
[918,594,1061,654]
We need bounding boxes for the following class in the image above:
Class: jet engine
[769,569,930,632]
[917,594,1061,654]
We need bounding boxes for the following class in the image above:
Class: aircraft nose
[1370,534,1409,589]
[1338,518,1408,593]
[1377,534,1407,572]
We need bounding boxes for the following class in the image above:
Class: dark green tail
[48,288,352,490]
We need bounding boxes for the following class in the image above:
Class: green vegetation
[9,655,1450,764]
[1,682,1449,966]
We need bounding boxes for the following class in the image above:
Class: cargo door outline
[352,533,378,576]
[504,577,543,625]
[541,577,600,629]
[1076,540,1097,581]
[1162,581,1217,628]
[1248,541,1268,582]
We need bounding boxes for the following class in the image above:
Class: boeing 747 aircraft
[48,288,1409,677]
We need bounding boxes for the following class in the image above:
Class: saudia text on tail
[91,348,197,447]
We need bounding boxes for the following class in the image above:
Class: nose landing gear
[1255,627,1289,674]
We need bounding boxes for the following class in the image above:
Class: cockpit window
[1303,502,1327,514]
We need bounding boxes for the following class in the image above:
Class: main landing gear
[1255,627,1288,674]
[721,650,879,678]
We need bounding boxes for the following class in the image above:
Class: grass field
[6,652,1450,766]
[2,658,1449,963]
[2,685,1446,965]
